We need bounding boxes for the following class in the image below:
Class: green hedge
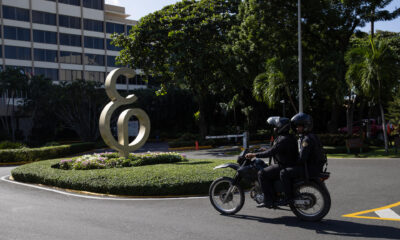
[11,159,235,196]
[0,142,95,163]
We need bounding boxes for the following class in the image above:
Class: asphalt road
[0,154,399,240]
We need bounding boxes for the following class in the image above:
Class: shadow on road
[228,215,400,239]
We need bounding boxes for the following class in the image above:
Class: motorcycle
[209,149,331,221]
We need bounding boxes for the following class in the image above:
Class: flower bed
[53,152,187,170]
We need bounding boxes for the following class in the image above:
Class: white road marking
[0,175,207,201]
[375,208,400,219]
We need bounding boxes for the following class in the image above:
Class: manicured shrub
[0,141,26,149]
[11,158,235,196]
[317,134,347,146]
[0,142,95,163]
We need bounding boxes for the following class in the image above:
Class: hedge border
[11,158,235,196]
[0,142,95,163]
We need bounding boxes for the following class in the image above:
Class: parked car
[338,119,383,137]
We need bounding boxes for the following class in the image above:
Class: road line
[375,208,400,219]
[0,175,208,201]
[343,201,400,222]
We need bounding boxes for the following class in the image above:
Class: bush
[0,142,95,163]
[11,158,235,196]
[317,134,346,146]
[53,152,187,170]
[0,141,26,149]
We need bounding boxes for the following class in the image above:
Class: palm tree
[253,57,298,113]
[345,37,399,152]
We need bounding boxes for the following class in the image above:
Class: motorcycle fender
[213,163,240,170]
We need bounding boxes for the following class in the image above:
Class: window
[84,54,104,66]
[59,15,81,29]
[59,0,80,6]
[106,39,122,51]
[6,66,33,75]
[126,25,133,35]
[107,56,121,67]
[4,26,31,41]
[34,49,57,62]
[60,69,82,81]
[84,36,104,49]
[84,19,103,32]
[2,6,30,22]
[35,68,58,81]
[5,46,31,60]
[60,33,81,47]
[83,0,103,10]
[33,30,57,44]
[32,11,56,25]
[59,51,82,64]
[84,71,105,82]
[106,22,124,34]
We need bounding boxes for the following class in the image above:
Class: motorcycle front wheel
[209,177,245,215]
[290,182,331,222]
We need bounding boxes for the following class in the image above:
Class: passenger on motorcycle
[245,117,298,208]
[280,113,326,205]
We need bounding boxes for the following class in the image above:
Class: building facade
[0,0,146,89]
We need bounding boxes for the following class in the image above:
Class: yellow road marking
[343,202,400,222]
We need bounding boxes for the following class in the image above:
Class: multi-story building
[0,0,146,89]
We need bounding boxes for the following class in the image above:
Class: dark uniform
[280,133,325,200]
[255,134,298,204]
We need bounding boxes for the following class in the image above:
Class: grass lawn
[328,146,400,158]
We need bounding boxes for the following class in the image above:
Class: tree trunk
[379,101,389,153]
[328,103,339,133]
[197,96,208,138]
[346,94,356,136]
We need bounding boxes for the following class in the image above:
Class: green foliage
[11,159,235,196]
[0,141,26,149]
[0,142,95,163]
[113,0,240,136]
[53,152,186,170]
[317,134,347,146]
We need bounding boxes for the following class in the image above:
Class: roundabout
[1,156,400,240]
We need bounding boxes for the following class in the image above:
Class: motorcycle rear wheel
[290,182,331,222]
[209,177,245,215]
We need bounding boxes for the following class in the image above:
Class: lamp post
[298,0,303,113]
[280,100,286,117]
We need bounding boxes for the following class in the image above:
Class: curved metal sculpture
[99,68,151,158]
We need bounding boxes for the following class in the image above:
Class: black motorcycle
[209,149,331,221]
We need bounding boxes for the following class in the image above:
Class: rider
[245,117,298,208]
[280,113,326,204]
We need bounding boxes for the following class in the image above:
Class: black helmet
[291,113,313,132]
[267,116,290,134]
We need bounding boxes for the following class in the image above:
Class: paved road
[1,155,400,240]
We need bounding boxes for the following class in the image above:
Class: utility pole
[298,0,303,113]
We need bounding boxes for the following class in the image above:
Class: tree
[345,37,399,152]
[0,68,29,141]
[53,80,107,142]
[252,57,298,113]
[113,0,240,137]
[387,89,400,136]
[23,74,58,145]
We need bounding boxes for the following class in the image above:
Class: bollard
[195,141,199,150]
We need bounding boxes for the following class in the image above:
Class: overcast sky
[105,0,400,33]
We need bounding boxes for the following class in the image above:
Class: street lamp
[280,100,286,117]
[298,0,303,113]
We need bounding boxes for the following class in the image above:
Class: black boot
[257,200,276,208]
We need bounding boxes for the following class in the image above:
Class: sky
[105,0,400,33]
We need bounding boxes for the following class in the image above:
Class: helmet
[267,116,290,134]
[291,113,313,132]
